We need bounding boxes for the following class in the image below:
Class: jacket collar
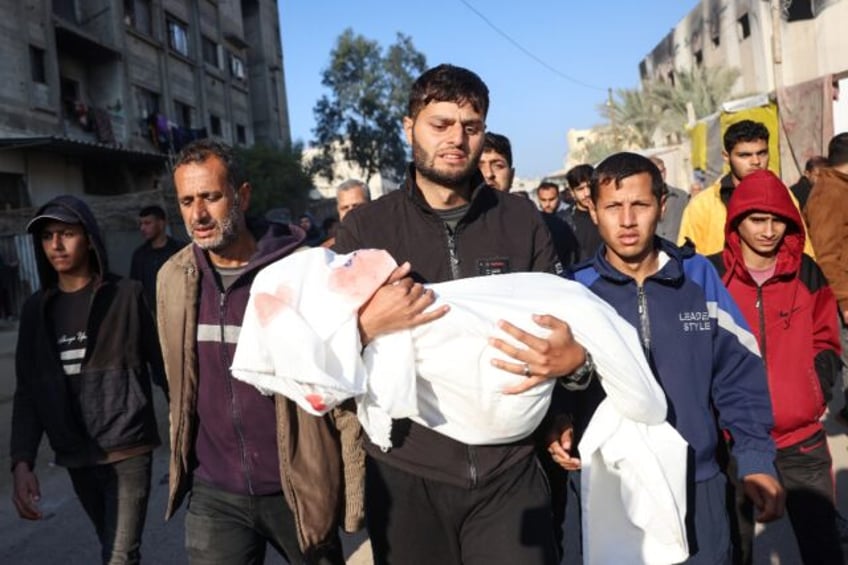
[591,237,692,285]
[402,163,495,225]
[191,218,306,284]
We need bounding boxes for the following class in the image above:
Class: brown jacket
[156,244,364,554]
[805,167,848,312]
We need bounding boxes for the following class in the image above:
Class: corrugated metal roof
[0,136,167,164]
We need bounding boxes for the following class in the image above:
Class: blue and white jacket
[569,237,776,482]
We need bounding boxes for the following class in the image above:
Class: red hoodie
[716,170,842,449]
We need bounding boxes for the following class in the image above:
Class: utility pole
[770,0,783,92]
[608,87,617,149]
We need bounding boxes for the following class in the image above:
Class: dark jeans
[728,429,843,565]
[365,454,558,565]
[185,481,343,565]
[67,451,153,565]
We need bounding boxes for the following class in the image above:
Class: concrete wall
[26,153,86,203]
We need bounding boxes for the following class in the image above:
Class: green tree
[236,142,314,217]
[312,29,427,184]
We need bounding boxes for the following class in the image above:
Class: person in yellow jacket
[678,119,814,257]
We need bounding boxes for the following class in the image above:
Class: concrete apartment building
[637,0,848,182]
[0,0,291,308]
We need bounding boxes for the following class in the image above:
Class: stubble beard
[187,197,242,253]
[412,138,482,190]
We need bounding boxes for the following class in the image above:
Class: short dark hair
[804,155,828,172]
[408,64,489,120]
[483,133,513,167]
[535,182,559,197]
[173,139,247,191]
[565,164,594,190]
[139,205,166,220]
[828,132,848,167]
[590,152,665,204]
[723,120,770,153]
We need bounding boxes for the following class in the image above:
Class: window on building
[30,46,46,84]
[0,173,31,209]
[167,16,189,56]
[786,0,814,21]
[230,53,246,80]
[175,100,193,128]
[134,86,160,119]
[202,36,221,68]
[694,50,703,67]
[124,0,153,35]
[236,124,246,144]
[53,0,78,22]
[667,70,675,87]
[737,13,751,40]
[210,114,222,136]
[60,76,80,118]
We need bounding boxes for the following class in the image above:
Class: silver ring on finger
[523,363,531,377]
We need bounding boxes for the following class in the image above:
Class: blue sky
[279,1,693,178]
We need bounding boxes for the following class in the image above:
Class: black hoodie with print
[10,195,161,469]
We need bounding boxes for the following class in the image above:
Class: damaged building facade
[638,0,848,186]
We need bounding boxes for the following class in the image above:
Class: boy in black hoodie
[10,195,162,564]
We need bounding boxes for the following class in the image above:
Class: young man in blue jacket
[559,152,784,563]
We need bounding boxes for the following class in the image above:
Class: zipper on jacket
[446,221,479,486]
[467,445,478,488]
[637,285,652,354]
[220,290,255,495]
[755,286,767,361]
[445,224,462,280]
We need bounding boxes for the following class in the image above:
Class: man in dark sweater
[565,163,604,260]
[336,63,593,565]
[130,205,183,400]
[129,204,184,308]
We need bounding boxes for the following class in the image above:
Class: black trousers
[185,481,343,565]
[67,452,153,565]
[365,454,559,565]
[727,429,843,565]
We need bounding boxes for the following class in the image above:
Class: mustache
[189,219,217,229]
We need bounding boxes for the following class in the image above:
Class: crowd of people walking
[8,62,848,565]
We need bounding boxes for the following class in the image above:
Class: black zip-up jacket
[10,195,161,469]
[334,166,559,488]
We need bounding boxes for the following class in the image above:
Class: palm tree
[578,65,742,164]
[650,66,741,134]
[598,87,662,150]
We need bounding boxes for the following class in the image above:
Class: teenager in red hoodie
[711,169,843,564]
